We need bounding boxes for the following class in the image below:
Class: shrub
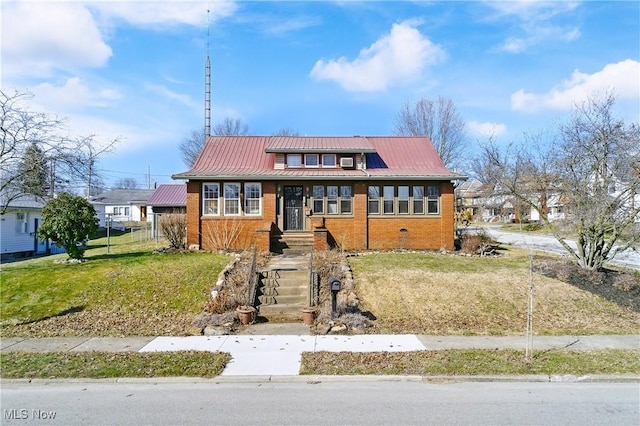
[159,213,187,249]
[459,230,496,255]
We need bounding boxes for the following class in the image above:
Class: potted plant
[301,307,317,325]
[236,305,255,325]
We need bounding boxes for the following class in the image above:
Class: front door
[284,186,304,230]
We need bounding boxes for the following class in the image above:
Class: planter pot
[301,307,317,326]
[236,306,255,325]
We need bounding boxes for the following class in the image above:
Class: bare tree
[113,178,139,190]
[273,128,300,136]
[180,118,250,167]
[393,96,467,169]
[179,128,207,167]
[481,92,640,270]
[212,117,249,136]
[1,90,68,212]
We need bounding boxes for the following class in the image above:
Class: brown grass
[349,249,640,335]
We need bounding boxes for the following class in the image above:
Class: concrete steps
[271,232,314,255]
[256,254,310,320]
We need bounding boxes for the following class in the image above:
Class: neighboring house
[0,194,64,259]
[89,189,155,229]
[455,180,487,220]
[172,136,465,252]
[147,184,187,238]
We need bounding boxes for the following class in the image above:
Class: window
[327,185,338,214]
[15,212,27,233]
[244,183,262,215]
[322,154,336,167]
[383,186,394,214]
[203,183,219,215]
[398,186,409,214]
[305,154,319,167]
[368,185,380,214]
[427,185,440,214]
[312,185,324,213]
[113,206,128,216]
[340,185,352,214]
[287,154,302,167]
[413,186,424,214]
[224,183,240,215]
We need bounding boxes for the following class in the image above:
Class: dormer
[265,136,376,171]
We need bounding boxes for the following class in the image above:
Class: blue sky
[2,0,639,190]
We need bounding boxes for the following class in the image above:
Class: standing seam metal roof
[172,136,463,180]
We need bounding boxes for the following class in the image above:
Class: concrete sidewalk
[2,334,638,376]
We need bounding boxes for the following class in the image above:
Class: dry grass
[301,349,640,376]
[349,249,640,335]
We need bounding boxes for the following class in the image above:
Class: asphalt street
[2,381,638,425]
[483,226,640,270]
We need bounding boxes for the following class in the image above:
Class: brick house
[172,136,465,252]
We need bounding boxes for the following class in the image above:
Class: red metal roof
[173,136,463,181]
[265,136,376,153]
[147,184,186,206]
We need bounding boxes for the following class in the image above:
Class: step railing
[307,245,320,307]
[246,246,260,308]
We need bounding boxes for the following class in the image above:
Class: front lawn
[349,249,640,335]
[301,349,640,376]
[0,351,230,378]
[0,231,231,337]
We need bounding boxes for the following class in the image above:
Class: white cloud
[468,121,508,138]
[91,1,238,28]
[31,77,122,111]
[264,16,322,36]
[144,84,199,111]
[512,59,640,111]
[484,1,581,53]
[310,20,446,92]
[2,2,112,79]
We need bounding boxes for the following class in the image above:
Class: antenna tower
[204,9,211,137]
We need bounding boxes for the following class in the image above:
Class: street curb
[2,374,638,385]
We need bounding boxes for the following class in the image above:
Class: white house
[0,194,64,259]
[89,189,155,228]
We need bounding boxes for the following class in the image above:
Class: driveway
[481,226,640,271]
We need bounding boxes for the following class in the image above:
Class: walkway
[2,334,638,376]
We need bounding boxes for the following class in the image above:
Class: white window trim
[287,154,302,168]
[224,182,242,216]
[203,182,220,216]
[305,154,319,168]
[322,154,337,168]
[244,182,262,216]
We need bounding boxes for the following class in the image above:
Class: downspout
[360,155,370,249]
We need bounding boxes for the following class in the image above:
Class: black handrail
[246,246,259,308]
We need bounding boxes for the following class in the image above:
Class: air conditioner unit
[340,157,354,168]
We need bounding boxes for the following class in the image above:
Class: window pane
[368,185,380,214]
[203,183,219,215]
[383,186,394,214]
[322,154,336,167]
[245,183,261,215]
[224,183,240,215]
[313,185,324,213]
[340,185,352,214]
[305,154,319,167]
[427,185,440,214]
[327,185,338,214]
[398,186,409,214]
[413,186,424,214]
[287,154,301,167]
